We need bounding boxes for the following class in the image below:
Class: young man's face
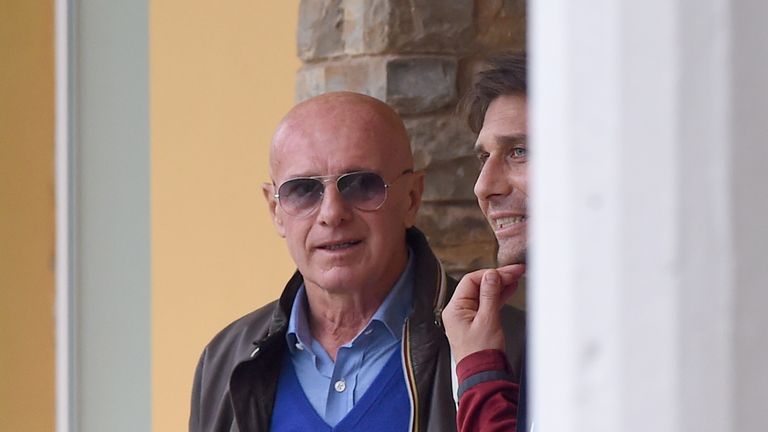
[473,93,528,265]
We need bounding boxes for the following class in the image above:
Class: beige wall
[0,1,55,431]
[151,1,299,430]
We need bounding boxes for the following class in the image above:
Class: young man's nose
[474,157,510,200]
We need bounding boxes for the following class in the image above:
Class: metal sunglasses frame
[273,169,414,217]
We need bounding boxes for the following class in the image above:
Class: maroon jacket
[456,349,519,432]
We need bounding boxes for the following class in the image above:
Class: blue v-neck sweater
[270,349,410,431]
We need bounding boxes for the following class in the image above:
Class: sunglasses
[274,169,413,217]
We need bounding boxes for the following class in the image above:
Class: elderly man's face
[474,94,528,265]
[265,94,422,293]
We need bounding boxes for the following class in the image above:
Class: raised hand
[442,265,525,362]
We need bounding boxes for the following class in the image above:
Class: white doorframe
[55,0,151,430]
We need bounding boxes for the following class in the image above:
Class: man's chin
[306,268,365,293]
[497,248,527,266]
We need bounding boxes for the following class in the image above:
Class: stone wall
[295,0,526,276]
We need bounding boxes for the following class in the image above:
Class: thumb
[477,269,503,319]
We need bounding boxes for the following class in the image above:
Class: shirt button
[363,328,373,336]
[334,379,346,393]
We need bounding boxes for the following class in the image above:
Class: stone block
[296,57,388,102]
[386,56,457,114]
[341,0,390,55]
[296,56,456,114]
[474,0,526,50]
[421,155,480,202]
[387,0,475,53]
[301,0,475,58]
[295,65,326,102]
[405,114,476,170]
[298,0,345,61]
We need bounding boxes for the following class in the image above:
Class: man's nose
[316,182,351,226]
[474,157,509,200]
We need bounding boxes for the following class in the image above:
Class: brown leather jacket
[189,228,526,432]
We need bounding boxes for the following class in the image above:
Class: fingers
[452,265,525,301]
[477,270,503,318]
[477,265,525,318]
[450,269,487,302]
[497,264,526,283]
[497,264,525,304]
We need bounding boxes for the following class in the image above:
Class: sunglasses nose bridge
[316,173,369,211]
[313,176,354,223]
[320,176,339,189]
[309,176,341,202]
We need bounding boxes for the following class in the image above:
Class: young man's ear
[403,170,425,228]
[261,182,286,237]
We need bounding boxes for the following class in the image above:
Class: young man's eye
[477,152,490,165]
[511,147,527,159]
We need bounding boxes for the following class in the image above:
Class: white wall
[529,1,767,431]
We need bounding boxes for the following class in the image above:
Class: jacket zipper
[401,260,448,432]
[401,320,418,432]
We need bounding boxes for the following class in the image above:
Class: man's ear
[261,182,286,237]
[403,170,425,228]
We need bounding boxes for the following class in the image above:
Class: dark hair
[465,51,527,133]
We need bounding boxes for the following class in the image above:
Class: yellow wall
[0,1,55,431]
[151,1,299,430]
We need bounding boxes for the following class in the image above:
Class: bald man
[189,92,525,432]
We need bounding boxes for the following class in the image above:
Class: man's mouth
[493,216,527,230]
[317,240,362,251]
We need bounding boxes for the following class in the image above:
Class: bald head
[262,92,424,298]
[270,92,412,180]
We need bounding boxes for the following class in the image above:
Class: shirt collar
[285,247,415,352]
[286,285,313,355]
[369,247,415,339]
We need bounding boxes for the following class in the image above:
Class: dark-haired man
[443,52,531,432]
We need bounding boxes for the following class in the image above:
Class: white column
[529,0,768,431]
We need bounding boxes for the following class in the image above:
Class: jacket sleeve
[456,349,519,432]
[189,348,206,432]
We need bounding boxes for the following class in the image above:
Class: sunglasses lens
[338,172,387,210]
[278,178,323,215]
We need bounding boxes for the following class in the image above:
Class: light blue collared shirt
[285,249,415,426]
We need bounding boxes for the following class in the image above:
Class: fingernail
[485,271,500,284]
